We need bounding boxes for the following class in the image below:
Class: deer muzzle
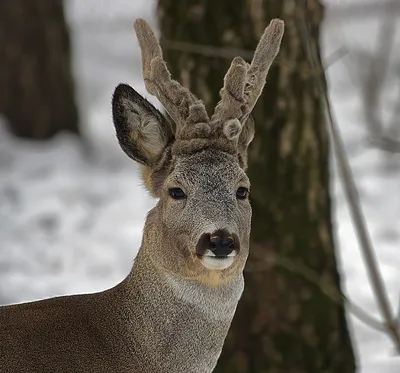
[196,230,240,270]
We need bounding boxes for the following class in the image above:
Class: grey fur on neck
[117,246,244,373]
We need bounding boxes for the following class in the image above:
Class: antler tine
[211,56,248,124]
[133,19,163,96]
[243,19,284,118]
[211,19,284,126]
[134,19,209,128]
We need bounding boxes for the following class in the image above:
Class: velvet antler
[133,18,284,160]
[134,20,210,140]
[211,19,284,139]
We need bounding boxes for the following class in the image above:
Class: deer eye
[168,188,186,200]
[236,187,249,200]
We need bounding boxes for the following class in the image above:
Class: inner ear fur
[112,83,173,167]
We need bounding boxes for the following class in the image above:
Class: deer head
[112,19,284,285]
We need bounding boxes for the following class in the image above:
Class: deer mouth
[197,250,237,259]
[196,250,237,270]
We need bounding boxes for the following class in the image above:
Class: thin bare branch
[295,6,400,353]
[245,256,386,332]
[348,51,400,153]
[346,1,400,153]
[163,39,344,74]
[162,39,255,60]
[324,46,349,70]
[349,299,387,332]
[364,2,396,139]
[387,78,400,136]
[327,0,400,22]
[396,292,400,326]
[368,136,400,154]
[380,77,400,153]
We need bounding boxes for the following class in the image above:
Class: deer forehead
[167,150,249,189]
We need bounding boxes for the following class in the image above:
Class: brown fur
[0,18,284,373]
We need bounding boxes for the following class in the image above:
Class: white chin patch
[200,250,237,270]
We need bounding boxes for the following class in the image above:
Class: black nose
[209,230,235,257]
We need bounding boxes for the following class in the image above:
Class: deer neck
[115,217,244,373]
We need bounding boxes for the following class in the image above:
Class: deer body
[1,243,243,372]
[0,19,283,373]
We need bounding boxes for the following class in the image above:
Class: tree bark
[0,0,79,139]
[158,0,356,372]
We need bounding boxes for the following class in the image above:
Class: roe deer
[0,18,284,373]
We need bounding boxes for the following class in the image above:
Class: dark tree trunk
[0,0,79,139]
[158,0,356,372]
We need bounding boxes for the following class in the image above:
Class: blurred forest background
[0,0,399,372]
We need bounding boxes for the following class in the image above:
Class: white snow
[0,1,399,372]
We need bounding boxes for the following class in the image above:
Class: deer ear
[237,116,255,169]
[112,84,173,167]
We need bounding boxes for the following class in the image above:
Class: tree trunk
[158,1,356,372]
[0,0,79,139]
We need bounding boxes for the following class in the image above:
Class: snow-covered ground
[0,1,399,372]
